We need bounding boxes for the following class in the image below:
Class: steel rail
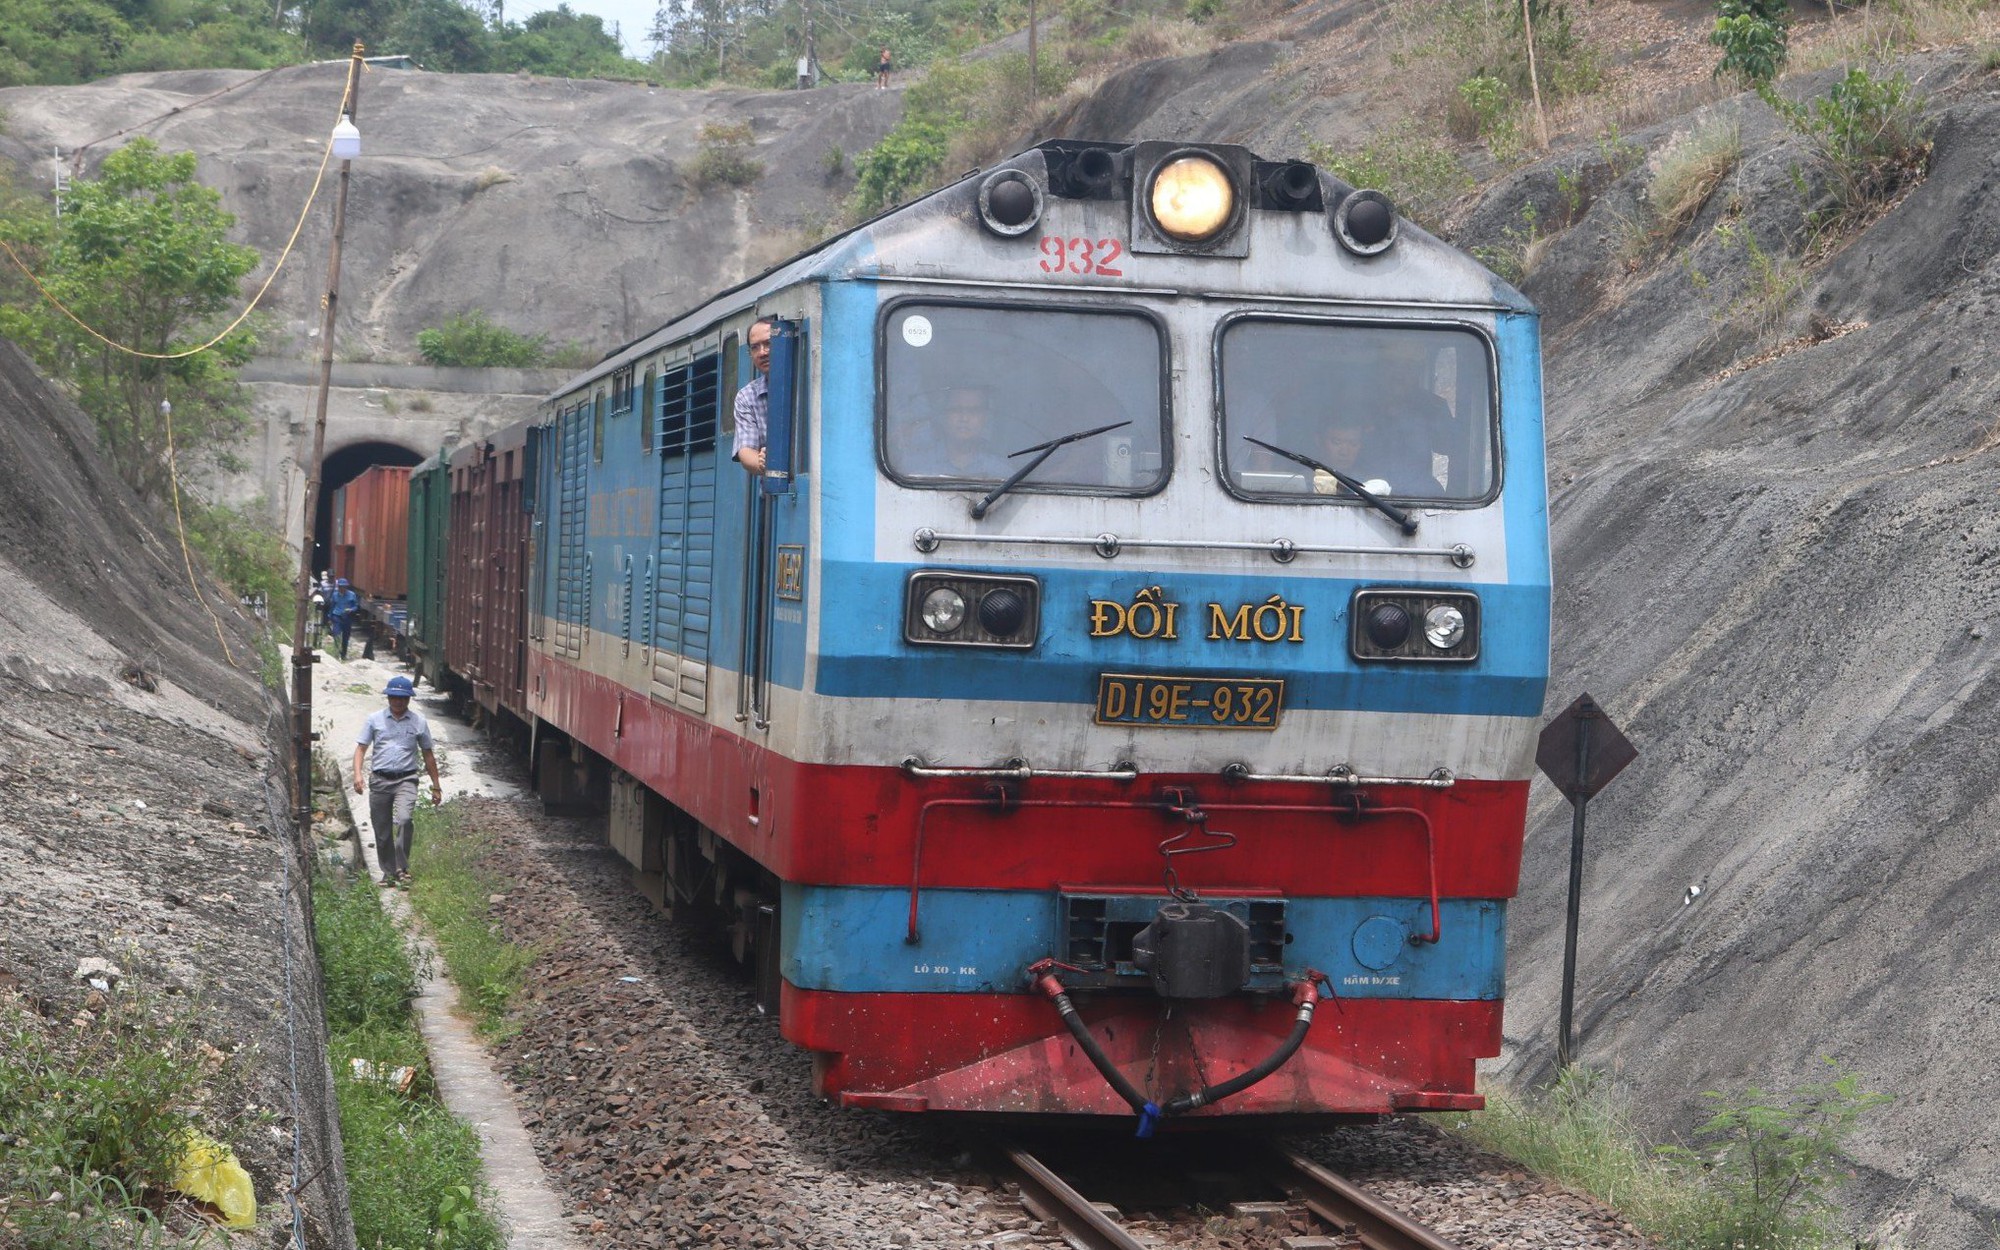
[1270,1145,1468,1250]
[1002,1143,1148,1250]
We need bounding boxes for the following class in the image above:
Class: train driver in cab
[731,316,776,474]
[930,385,993,478]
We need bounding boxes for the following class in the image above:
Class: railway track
[999,1135,1470,1250]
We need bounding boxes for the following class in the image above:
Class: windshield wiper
[971,420,1133,519]
[1240,435,1419,535]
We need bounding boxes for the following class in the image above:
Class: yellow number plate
[1094,673,1285,729]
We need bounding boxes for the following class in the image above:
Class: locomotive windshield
[882,304,1167,493]
[1219,320,1497,504]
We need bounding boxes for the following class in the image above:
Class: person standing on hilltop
[875,46,893,89]
[352,674,442,889]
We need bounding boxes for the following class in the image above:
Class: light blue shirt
[356,707,433,776]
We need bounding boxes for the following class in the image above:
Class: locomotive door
[737,320,802,731]
[650,355,720,713]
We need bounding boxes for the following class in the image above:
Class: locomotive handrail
[1220,764,1458,788]
[901,757,1141,781]
[911,527,1476,568]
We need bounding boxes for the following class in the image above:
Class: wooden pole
[1520,0,1549,150]
[291,41,364,827]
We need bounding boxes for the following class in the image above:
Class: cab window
[1219,320,1496,504]
[881,303,1167,494]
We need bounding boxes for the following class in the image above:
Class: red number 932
[1037,235,1124,277]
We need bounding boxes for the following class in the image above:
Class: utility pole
[291,41,364,829]
[1028,0,1038,104]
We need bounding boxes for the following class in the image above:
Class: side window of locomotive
[1218,320,1496,504]
[880,304,1166,493]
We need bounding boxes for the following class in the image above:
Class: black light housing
[905,570,1041,649]
[1333,188,1399,256]
[978,169,1045,237]
[1041,139,1130,200]
[1350,588,1480,663]
[1257,160,1324,212]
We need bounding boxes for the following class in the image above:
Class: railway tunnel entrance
[313,440,423,580]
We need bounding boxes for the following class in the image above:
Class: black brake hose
[1162,992,1318,1115]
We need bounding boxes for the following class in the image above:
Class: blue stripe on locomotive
[779,882,1505,999]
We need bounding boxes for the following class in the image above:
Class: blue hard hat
[384,676,415,697]
[335,578,350,587]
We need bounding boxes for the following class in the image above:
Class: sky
[564,0,663,57]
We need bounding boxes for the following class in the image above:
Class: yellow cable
[0,59,366,667]
[0,68,355,360]
[162,401,240,667]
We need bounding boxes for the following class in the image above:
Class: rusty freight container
[443,425,532,721]
[332,465,411,599]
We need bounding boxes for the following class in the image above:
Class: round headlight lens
[1149,156,1234,242]
[921,588,966,634]
[1423,604,1466,650]
[1365,603,1411,650]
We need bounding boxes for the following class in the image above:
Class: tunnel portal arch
[312,439,424,578]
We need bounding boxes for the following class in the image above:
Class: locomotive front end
[780,139,1551,1125]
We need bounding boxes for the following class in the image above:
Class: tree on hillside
[0,139,260,502]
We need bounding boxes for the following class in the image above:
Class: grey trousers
[367,772,419,879]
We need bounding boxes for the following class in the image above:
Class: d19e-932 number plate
[1095,673,1285,729]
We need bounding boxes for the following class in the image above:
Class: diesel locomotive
[410,138,1550,1127]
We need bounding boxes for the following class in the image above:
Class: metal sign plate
[1536,692,1637,800]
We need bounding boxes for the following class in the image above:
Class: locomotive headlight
[1423,604,1467,650]
[921,588,967,634]
[906,570,1042,649]
[1149,156,1235,242]
[1350,588,1480,663]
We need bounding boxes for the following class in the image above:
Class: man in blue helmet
[328,578,361,660]
[351,674,442,887]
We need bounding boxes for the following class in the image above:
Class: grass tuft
[313,873,503,1250]
[0,981,248,1247]
[407,803,534,1040]
[1453,1063,1889,1250]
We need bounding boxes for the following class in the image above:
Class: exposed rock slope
[0,337,354,1248]
[0,65,900,360]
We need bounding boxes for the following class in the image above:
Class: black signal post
[1536,692,1637,1069]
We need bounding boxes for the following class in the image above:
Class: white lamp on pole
[331,115,361,162]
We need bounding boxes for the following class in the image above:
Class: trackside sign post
[1537,692,1637,1069]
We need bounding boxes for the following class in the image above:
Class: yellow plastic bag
[168,1129,257,1229]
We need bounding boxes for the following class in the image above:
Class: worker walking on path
[328,578,360,660]
[352,674,442,888]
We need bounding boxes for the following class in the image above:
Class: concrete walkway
[313,645,581,1250]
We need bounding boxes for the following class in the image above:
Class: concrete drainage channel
[308,644,578,1250]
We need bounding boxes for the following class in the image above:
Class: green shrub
[1764,66,1932,219]
[1454,1063,1890,1250]
[184,498,292,606]
[1307,124,1473,230]
[416,310,549,368]
[1711,0,1789,87]
[0,985,242,1247]
[1458,73,1524,159]
[315,875,420,1031]
[691,122,764,189]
